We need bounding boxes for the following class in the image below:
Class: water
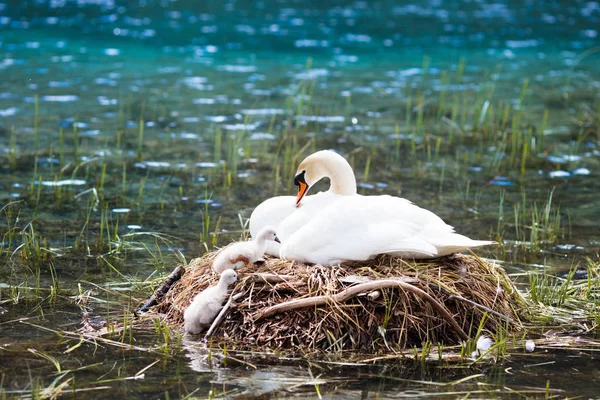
[1,0,599,397]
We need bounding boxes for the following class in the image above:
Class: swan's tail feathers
[468,239,497,247]
[430,233,496,257]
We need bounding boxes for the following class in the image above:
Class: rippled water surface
[1,0,600,398]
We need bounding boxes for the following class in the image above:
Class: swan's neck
[325,157,357,195]
[253,234,268,255]
[217,275,233,290]
[217,280,228,292]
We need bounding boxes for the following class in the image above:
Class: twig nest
[158,252,528,354]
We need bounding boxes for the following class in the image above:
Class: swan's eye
[294,170,306,187]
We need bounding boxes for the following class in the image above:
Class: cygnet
[183,269,238,334]
[212,226,278,273]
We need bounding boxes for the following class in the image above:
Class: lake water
[1,0,599,398]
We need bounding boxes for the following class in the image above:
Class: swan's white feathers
[249,151,357,255]
[249,191,346,255]
[425,234,495,257]
[279,195,446,264]
[249,196,296,237]
[276,191,344,243]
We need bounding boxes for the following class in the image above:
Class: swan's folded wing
[279,193,473,264]
[276,191,344,242]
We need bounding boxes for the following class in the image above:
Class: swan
[249,152,352,254]
[279,150,494,266]
[183,269,237,334]
[212,226,278,273]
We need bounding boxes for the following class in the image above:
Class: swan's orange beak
[294,170,308,207]
[296,181,308,207]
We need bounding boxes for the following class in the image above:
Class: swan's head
[293,150,357,207]
[256,225,279,243]
[219,268,238,286]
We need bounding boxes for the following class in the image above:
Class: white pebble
[477,335,494,352]
[471,335,494,358]
[525,340,535,352]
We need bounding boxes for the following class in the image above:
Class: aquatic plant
[495,188,565,251]
[524,257,600,328]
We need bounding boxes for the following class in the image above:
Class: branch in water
[138,266,186,313]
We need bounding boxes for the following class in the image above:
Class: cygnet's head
[256,225,279,243]
[219,269,238,286]
[293,150,355,206]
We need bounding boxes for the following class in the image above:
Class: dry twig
[138,266,186,313]
[255,278,470,341]
[204,292,244,340]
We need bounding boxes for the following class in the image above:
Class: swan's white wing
[280,194,490,265]
[249,192,345,257]
[365,223,439,256]
[279,195,416,263]
[276,191,345,242]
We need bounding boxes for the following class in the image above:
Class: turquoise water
[1,0,600,398]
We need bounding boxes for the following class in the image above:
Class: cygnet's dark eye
[294,170,306,187]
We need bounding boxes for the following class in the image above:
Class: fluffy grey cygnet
[211,226,278,273]
[183,269,238,334]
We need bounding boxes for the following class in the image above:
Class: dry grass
[157,252,528,354]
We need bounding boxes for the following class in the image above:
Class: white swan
[212,226,278,273]
[279,150,494,266]
[249,152,352,254]
[183,269,237,334]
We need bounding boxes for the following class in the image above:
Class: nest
[157,252,527,354]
